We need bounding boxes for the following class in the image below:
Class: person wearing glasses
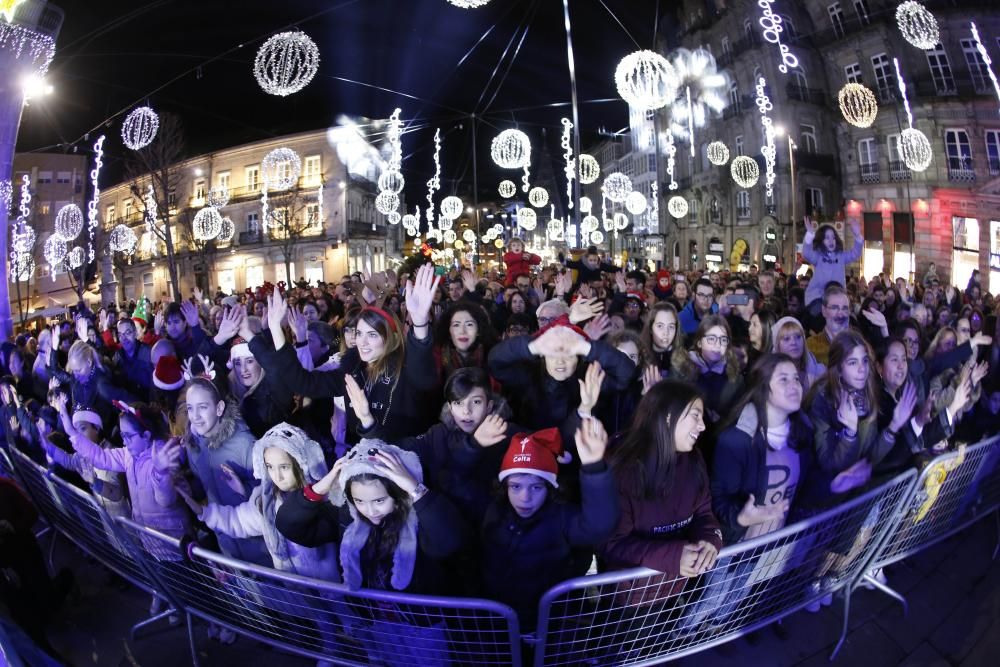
[806,285,853,367]
[678,278,719,336]
[677,315,743,423]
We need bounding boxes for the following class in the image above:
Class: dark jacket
[47,348,135,427]
[562,256,619,287]
[480,461,619,626]
[874,386,954,476]
[111,342,154,401]
[275,487,466,595]
[240,375,295,439]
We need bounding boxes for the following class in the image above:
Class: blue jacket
[678,300,718,335]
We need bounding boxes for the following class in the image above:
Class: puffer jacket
[48,348,136,427]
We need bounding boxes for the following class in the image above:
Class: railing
[786,83,826,106]
[947,158,976,182]
[3,435,999,666]
[859,163,880,184]
[736,206,751,220]
[888,160,912,182]
[990,157,1000,177]
[238,230,262,244]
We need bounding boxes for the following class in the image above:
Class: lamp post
[774,125,797,270]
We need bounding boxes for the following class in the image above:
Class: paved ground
[29,516,1000,666]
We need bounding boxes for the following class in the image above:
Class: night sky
[18,0,676,201]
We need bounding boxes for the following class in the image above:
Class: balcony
[947,158,976,182]
[914,74,990,100]
[989,157,1000,177]
[731,32,761,58]
[722,94,755,120]
[736,207,751,220]
[888,161,912,182]
[807,13,879,47]
[859,163,880,184]
[795,152,836,173]
[786,83,826,106]
[238,230,263,244]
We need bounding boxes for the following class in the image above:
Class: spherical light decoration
[218,217,235,243]
[254,31,320,97]
[262,147,302,190]
[667,196,689,219]
[438,217,454,231]
[528,187,549,208]
[614,50,679,111]
[900,127,933,172]
[121,106,160,150]
[579,196,593,213]
[896,1,940,50]
[591,231,605,245]
[374,191,400,216]
[67,246,84,270]
[516,208,537,230]
[402,213,418,228]
[108,224,138,254]
[838,83,879,128]
[43,234,67,266]
[581,215,599,233]
[493,223,504,234]
[625,191,647,215]
[193,207,223,241]
[613,212,629,231]
[578,154,600,184]
[462,229,476,243]
[494,239,504,249]
[206,187,230,209]
[447,0,491,7]
[667,48,732,140]
[54,203,84,240]
[498,180,516,198]
[11,220,35,253]
[707,141,730,166]
[10,252,34,282]
[603,217,614,231]
[491,129,531,169]
[602,172,633,203]
[378,170,405,194]
[454,239,466,250]
[730,156,761,188]
[386,211,402,225]
[0,180,12,212]
[440,196,463,220]
[443,229,457,244]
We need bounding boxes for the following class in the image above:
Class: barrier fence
[2,435,999,667]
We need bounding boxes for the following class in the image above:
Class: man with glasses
[806,285,852,366]
[535,299,569,330]
[110,318,154,401]
[679,278,719,335]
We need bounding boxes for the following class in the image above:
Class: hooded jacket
[503,250,541,286]
[230,368,295,439]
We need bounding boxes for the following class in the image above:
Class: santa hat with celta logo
[499,427,572,488]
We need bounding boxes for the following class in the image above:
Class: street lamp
[774,125,798,269]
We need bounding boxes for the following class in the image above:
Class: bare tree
[264,181,321,286]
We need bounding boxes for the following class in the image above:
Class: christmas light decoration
[402,213,418,228]
[581,215,599,233]
[492,223,504,234]
[707,141,730,166]
[756,77,777,199]
[0,18,55,77]
[602,172,632,203]
[376,191,400,216]
[561,118,574,208]
[528,187,549,208]
[254,31,320,97]
[625,191,647,215]
[218,217,235,243]
[970,22,1000,114]
[1,0,27,22]
[731,156,760,188]
[896,2,940,50]
[193,207,223,240]
[437,217,454,232]
[440,196,463,220]
[462,229,476,242]
[11,219,34,253]
[498,180,516,198]
[447,0,491,7]
[378,171,404,194]
[206,187,230,209]
[667,48,730,148]
[43,233,66,280]
[443,229,457,244]
[0,180,11,212]
[494,239,504,249]
[650,181,659,223]
[262,147,302,191]
[578,154,600,184]
[121,106,159,150]
[613,213,629,231]
[9,252,32,282]
[614,50,679,111]
[491,129,531,169]
[667,196,689,219]
[517,208,537,231]
[838,83,879,128]
[757,0,799,74]
[591,231,605,245]
[386,211,401,225]
[602,217,614,232]
[900,127,933,172]
[108,224,138,254]
[579,196,592,214]
[426,129,442,225]
[54,203,83,240]
[664,131,678,189]
[143,185,158,258]
[86,135,106,263]
[67,246,84,270]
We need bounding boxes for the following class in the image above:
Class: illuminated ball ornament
[218,217,235,243]
[528,187,549,208]
[262,147,302,190]
[730,156,761,188]
[43,234,67,266]
[67,246,85,269]
[54,203,84,240]
[900,127,933,172]
[581,215,599,233]
[454,239,465,250]
[438,217,454,231]
[11,220,35,253]
[516,208,537,231]
[443,230,457,244]
[603,217,614,231]
[121,106,159,150]
[375,191,400,216]
[10,252,34,282]
[462,229,476,243]
[625,191,647,215]
[386,211,402,225]
[254,31,320,97]
[206,187,230,209]
[591,231,605,245]
[494,239,504,249]
[578,154,600,184]
[440,196,463,220]
[667,196,689,219]
[613,213,629,231]
[378,170,405,194]
[447,0,490,7]
[895,1,940,50]
[491,129,531,169]
[707,141,730,166]
[498,180,516,198]
[193,207,223,240]
[602,172,633,203]
[614,50,679,111]
[401,213,418,228]
[108,224,138,254]
[579,196,593,214]
[838,83,879,128]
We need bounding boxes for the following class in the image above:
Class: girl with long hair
[432,301,497,387]
[640,302,686,380]
[746,309,776,374]
[676,315,743,422]
[771,316,826,391]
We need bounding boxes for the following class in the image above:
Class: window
[737,191,751,219]
[790,67,808,97]
[217,171,231,190]
[887,134,911,180]
[945,128,974,180]
[167,188,177,208]
[735,135,744,156]
[245,265,264,290]
[961,38,991,93]
[273,262,295,285]
[105,204,116,224]
[39,201,51,216]
[858,138,879,182]
[805,188,824,217]
[853,0,870,24]
[744,20,753,40]
[828,3,845,38]
[270,207,289,233]
[123,199,134,220]
[800,124,818,153]
[56,171,71,184]
[37,171,52,184]
[952,216,980,289]
[871,53,896,102]
[306,203,321,230]
[247,212,260,235]
[926,44,956,94]
[245,165,261,192]
[303,155,322,185]
[217,268,235,296]
[986,130,1000,176]
[845,62,862,84]
[647,154,656,173]
[729,81,739,109]
[688,199,699,225]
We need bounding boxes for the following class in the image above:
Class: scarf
[687,350,726,376]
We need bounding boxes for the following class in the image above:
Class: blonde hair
[66,340,103,376]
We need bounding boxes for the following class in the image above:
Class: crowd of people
[1,219,999,663]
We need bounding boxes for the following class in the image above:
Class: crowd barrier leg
[129,606,178,640]
[993,511,1000,561]
[185,613,201,667]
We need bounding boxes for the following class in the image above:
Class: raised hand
[577,361,606,415]
[553,271,573,297]
[890,381,918,432]
[405,263,441,328]
[50,323,60,349]
[614,271,627,294]
[287,305,308,343]
[152,438,182,473]
[641,365,661,396]
[215,305,244,343]
[970,360,989,387]
[193,287,204,303]
[574,416,608,465]
[950,370,974,417]
[461,269,477,294]
[98,309,109,333]
[803,216,818,235]
[181,301,200,328]
[848,218,861,238]
[583,313,612,341]
[313,457,346,496]
[861,306,888,334]
[235,305,255,342]
[220,463,246,498]
[75,316,88,343]
[154,309,165,335]
[569,297,603,324]
[737,494,790,527]
[473,414,508,448]
[344,374,373,428]
[837,390,859,435]
[372,450,419,495]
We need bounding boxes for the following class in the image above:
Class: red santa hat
[499,427,572,488]
[153,355,185,391]
[229,336,253,361]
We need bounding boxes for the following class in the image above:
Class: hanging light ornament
[707,141,730,166]
[896,2,940,50]
[11,219,35,253]
[579,196,593,214]
[756,77,777,199]
[970,22,1000,114]
[498,180,516,198]
[401,213,418,228]
[625,191,647,215]
[378,171,405,194]
[892,57,933,172]
[577,154,600,184]
[426,128,442,225]
[254,31,320,97]
[437,217,454,231]
[54,203,83,240]
[193,207,223,240]
[447,0,491,7]
[664,131,678,189]
[731,156,761,188]
[613,212,629,231]
[218,217,235,243]
[614,50,679,111]
[386,211,402,225]
[67,246,84,270]
[43,234,67,280]
[121,106,159,150]
[376,191,400,216]
[757,0,799,74]
[581,215,599,233]
[561,118,575,209]
[442,229,457,244]
[86,135,105,262]
[206,187,230,209]
[667,196,689,219]
[440,196,463,220]
[108,224,138,254]
[262,147,302,190]
[528,187,549,208]
[9,252,33,282]
[602,217,614,232]
[0,180,11,213]
[667,48,730,150]
[602,172,632,203]
[517,208,537,230]
[591,231,605,245]
[462,229,477,243]
[838,83,879,128]
[491,129,531,169]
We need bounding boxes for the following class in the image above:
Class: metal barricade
[0,447,15,479]
[115,517,522,667]
[532,470,917,667]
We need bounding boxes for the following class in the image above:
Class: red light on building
[847,199,862,214]
[914,199,929,215]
